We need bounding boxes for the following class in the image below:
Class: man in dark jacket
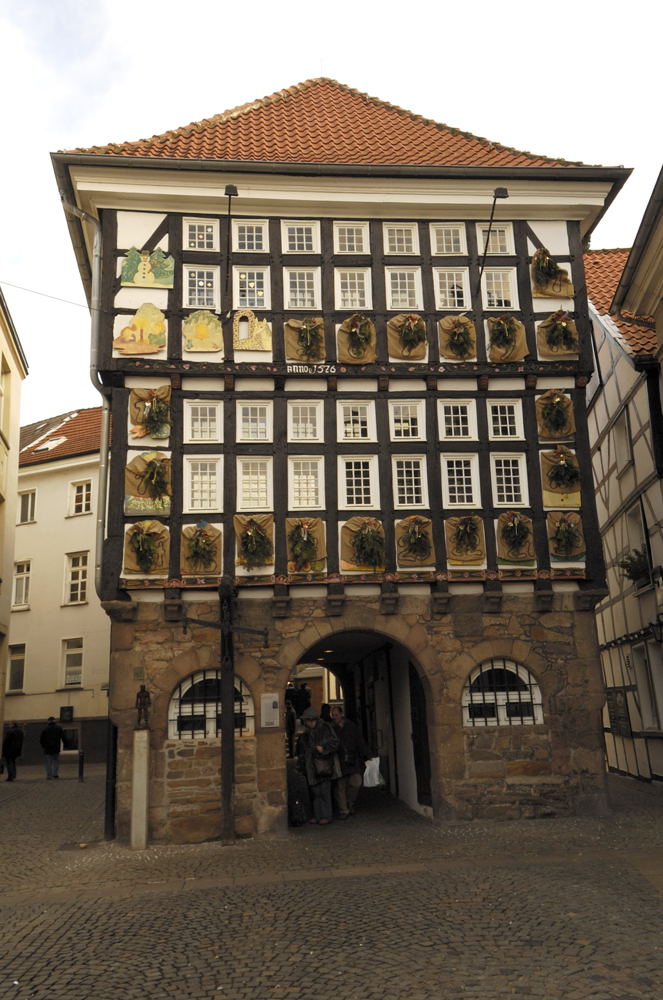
[2,722,24,782]
[296,707,339,824]
[39,717,64,780]
[331,705,370,818]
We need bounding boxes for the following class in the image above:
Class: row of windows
[183,264,519,312]
[17,480,92,525]
[184,219,515,257]
[7,637,84,692]
[12,552,88,609]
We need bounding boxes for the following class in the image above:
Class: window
[288,401,323,442]
[184,457,223,512]
[338,456,379,508]
[7,644,25,691]
[433,268,470,310]
[334,269,372,310]
[12,561,30,607]
[383,223,418,255]
[389,400,425,440]
[441,455,480,507]
[237,458,272,510]
[430,224,466,256]
[386,269,422,310]
[184,266,220,310]
[289,457,324,509]
[392,456,428,508]
[233,267,270,310]
[334,223,369,254]
[614,409,633,474]
[63,637,83,686]
[632,644,663,730]
[66,552,88,604]
[284,269,320,310]
[482,268,518,310]
[0,355,10,439]
[476,223,514,255]
[491,454,528,506]
[70,480,92,516]
[17,490,35,524]
[462,659,543,727]
[168,670,255,739]
[233,220,268,252]
[184,217,219,251]
[488,400,524,440]
[184,401,222,443]
[337,401,376,441]
[438,400,477,440]
[236,402,272,442]
[282,221,320,254]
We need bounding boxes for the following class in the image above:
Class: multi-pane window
[338,401,375,440]
[334,223,368,254]
[389,401,424,440]
[430,224,466,255]
[17,490,35,524]
[285,269,320,309]
[234,267,269,309]
[184,266,219,310]
[434,268,469,310]
[63,638,83,687]
[66,552,88,604]
[289,458,324,509]
[335,269,371,310]
[477,223,513,255]
[233,220,268,252]
[339,457,378,507]
[237,458,272,510]
[8,644,25,691]
[482,268,517,309]
[185,458,222,512]
[384,224,418,255]
[70,480,92,515]
[185,402,222,443]
[438,401,477,440]
[441,456,479,507]
[237,402,272,442]
[462,659,543,727]
[386,269,422,310]
[488,400,524,439]
[168,670,255,739]
[12,561,30,607]
[491,455,528,506]
[282,222,319,253]
[288,401,322,442]
[393,457,427,508]
[184,218,219,251]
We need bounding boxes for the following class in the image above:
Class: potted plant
[618,547,651,587]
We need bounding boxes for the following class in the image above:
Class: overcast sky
[1,0,660,426]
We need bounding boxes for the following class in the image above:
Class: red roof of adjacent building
[20,407,103,467]
[584,249,656,354]
[69,78,592,169]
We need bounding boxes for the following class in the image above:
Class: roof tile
[20,407,104,467]
[584,249,656,354]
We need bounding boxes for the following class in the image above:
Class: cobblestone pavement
[1,764,663,1000]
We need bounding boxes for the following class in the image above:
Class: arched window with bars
[462,658,543,727]
[167,670,255,739]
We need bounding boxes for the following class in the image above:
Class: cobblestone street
[1,764,662,1000]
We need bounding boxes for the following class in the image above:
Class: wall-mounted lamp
[649,613,663,643]
[224,184,238,316]
[476,187,509,294]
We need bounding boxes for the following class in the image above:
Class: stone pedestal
[131,728,150,850]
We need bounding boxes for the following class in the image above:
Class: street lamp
[476,187,509,294]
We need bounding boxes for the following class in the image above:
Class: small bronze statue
[135,684,151,728]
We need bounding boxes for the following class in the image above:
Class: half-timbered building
[52,79,629,843]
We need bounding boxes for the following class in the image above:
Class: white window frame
[337,400,377,442]
[288,456,325,510]
[487,399,525,440]
[437,400,478,441]
[7,643,25,691]
[388,400,425,441]
[183,456,223,513]
[62,637,84,687]
[383,223,419,256]
[69,480,92,516]
[281,221,320,254]
[476,222,514,256]
[65,551,88,605]
[183,217,220,252]
[430,223,467,256]
[168,670,255,739]
[287,400,324,443]
[392,455,429,509]
[338,455,379,509]
[283,268,321,310]
[12,560,30,608]
[334,268,372,310]
[462,659,544,727]
[237,457,273,511]
[17,490,36,524]
[232,219,269,253]
[385,267,423,310]
[490,453,529,507]
[233,266,271,310]
[440,454,480,508]
[236,401,273,443]
[183,265,221,311]
[433,268,471,311]
[333,222,369,255]
[481,268,519,310]
[184,400,223,444]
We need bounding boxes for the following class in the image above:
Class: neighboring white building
[7,407,110,761]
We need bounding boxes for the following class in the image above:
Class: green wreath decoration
[551,515,582,556]
[138,458,169,500]
[399,315,427,355]
[532,247,562,287]
[129,525,161,573]
[347,314,374,359]
[399,517,432,562]
[141,396,171,437]
[351,520,384,570]
[447,320,474,359]
[501,512,530,552]
[240,518,273,570]
[187,523,217,571]
[489,315,519,350]
[545,312,579,352]
[453,515,480,554]
[297,318,324,361]
[541,393,570,434]
[547,450,580,491]
[288,519,318,571]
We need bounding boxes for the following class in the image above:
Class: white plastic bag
[363,756,382,788]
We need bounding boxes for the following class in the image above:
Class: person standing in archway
[297,707,340,825]
[331,705,370,819]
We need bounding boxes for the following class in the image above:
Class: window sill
[16,520,36,526]
[65,512,93,519]
[11,605,30,612]
[56,686,83,692]
[5,690,24,696]
[60,601,89,608]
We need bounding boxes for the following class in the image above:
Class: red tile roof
[70,78,592,169]
[20,407,104,467]
[584,249,656,354]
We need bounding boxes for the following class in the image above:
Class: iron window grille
[168,670,255,739]
[462,659,543,727]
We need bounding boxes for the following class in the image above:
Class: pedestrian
[285,699,297,758]
[39,716,64,780]
[299,682,312,713]
[320,702,332,723]
[2,722,24,782]
[296,706,340,825]
[331,705,370,819]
